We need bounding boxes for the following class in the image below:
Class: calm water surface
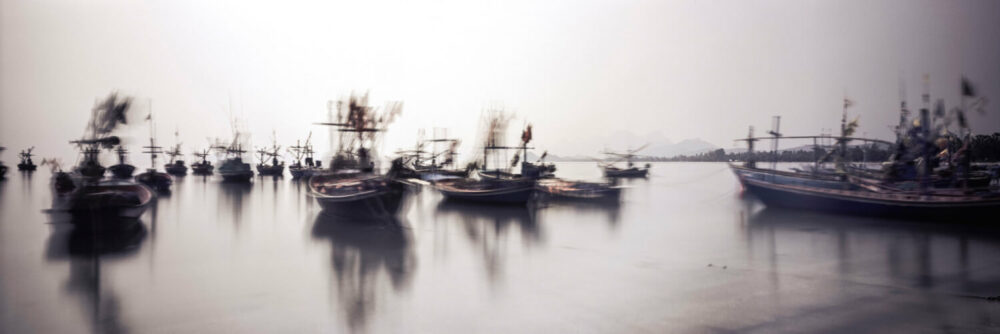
[2,162,999,333]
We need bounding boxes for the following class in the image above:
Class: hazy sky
[2,0,999,163]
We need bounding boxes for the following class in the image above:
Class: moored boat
[190,148,214,175]
[215,132,254,182]
[59,180,155,219]
[135,138,172,191]
[600,145,650,178]
[288,134,320,180]
[164,140,188,176]
[108,146,136,178]
[309,92,407,217]
[309,171,407,217]
[435,178,536,204]
[740,175,1000,219]
[255,143,284,176]
[537,178,622,202]
[17,147,37,171]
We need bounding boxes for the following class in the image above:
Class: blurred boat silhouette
[310,92,407,217]
[216,134,254,183]
[17,147,36,171]
[288,133,321,180]
[57,180,155,220]
[397,129,470,181]
[72,144,108,180]
[733,80,1000,219]
[309,171,407,217]
[190,148,214,175]
[536,178,622,202]
[135,137,173,191]
[600,145,650,178]
[108,146,136,178]
[435,178,536,204]
[433,111,539,204]
[255,140,285,176]
[163,133,188,176]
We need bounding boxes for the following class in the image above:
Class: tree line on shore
[657,133,1000,163]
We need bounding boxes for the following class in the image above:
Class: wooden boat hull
[310,174,406,217]
[729,164,853,190]
[65,182,155,219]
[435,180,535,204]
[537,179,622,202]
[603,167,648,178]
[742,177,1000,219]
[17,163,36,171]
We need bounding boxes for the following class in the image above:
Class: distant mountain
[644,138,718,158]
[530,135,720,161]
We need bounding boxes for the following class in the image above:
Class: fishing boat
[735,79,1000,219]
[536,178,622,202]
[600,145,650,178]
[436,178,536,204]
[71,144,107,180]
[309,171,407,217]
[255,142,284,176]
[108,146,136,178]
[433,111,538,204]
[57,179,155,219]
[52,92,155,219]
[288,135,320,179]
[135,138,173,191]
[739,175,1000,219]
[217,137,254,183]
[397,131,471,181]
[17,147,37,171]
[163,140,188,176]
[309,92,407,217]
[190,148,214,175]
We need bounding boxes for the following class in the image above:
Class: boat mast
[767,116,781,169]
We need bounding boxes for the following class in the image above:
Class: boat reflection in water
[311,212,415,333]
[434,201,541,283]
[44,216,148,334]
[219,182,252,228]
[738,202,1000,331]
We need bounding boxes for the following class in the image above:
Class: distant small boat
[108,146,136,178]
[17,147,37,171]
[537,178,622,202]
[603,165,650,178]
[216,133,254,182]
[600,145,650,178]
[255,143,284,176]
[288,134,320,180]
[435,178,536,204]
[164,141,188,176]
[135,137,172,191]
[190,149,214,175]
